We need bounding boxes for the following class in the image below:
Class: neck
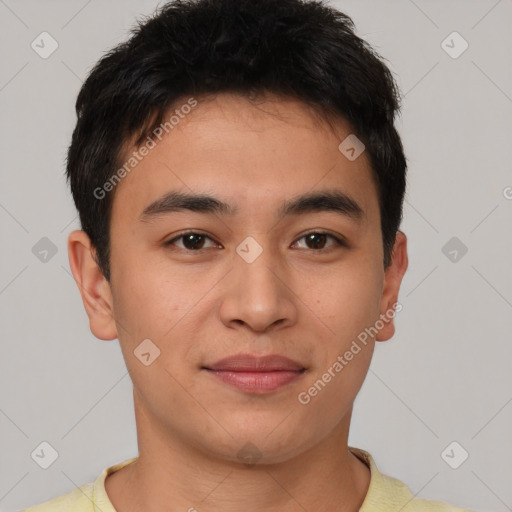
[105,395,370,512]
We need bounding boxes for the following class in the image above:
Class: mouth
[202,354,307,394]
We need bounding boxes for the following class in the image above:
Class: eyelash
[164,230,346,252]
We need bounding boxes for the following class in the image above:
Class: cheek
[109,267,198,412]
[295,272,380,428]
[310,260,384,341]
[111,256,194,338]
[110,257,212,391]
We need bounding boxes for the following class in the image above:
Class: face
[69,92,407,464]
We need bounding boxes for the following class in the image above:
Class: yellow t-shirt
[22,447,474,511]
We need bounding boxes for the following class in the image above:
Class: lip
[203,354,306,394]
[205,354,305,372]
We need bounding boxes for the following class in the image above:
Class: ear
[67,230,118,341]
[376,231,408,342]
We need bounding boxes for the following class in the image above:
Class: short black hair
[66,0,407,282]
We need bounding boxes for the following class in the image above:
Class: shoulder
[21,457,137,512]
[349,446,476,512]
[21,483,94,512]
[378,472,473,511]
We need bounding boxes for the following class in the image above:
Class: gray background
[0,1,510,511]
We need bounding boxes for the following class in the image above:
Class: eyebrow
[139,190,364,223]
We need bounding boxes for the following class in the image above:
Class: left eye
[293,232,344,250]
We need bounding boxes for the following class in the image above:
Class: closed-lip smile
[203,354,306,393]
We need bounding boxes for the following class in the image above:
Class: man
[25,0,474,510]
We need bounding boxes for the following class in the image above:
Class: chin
[196,416,317,466]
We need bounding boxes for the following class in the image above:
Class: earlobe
[376,231,408,342]
[67,230,118,341]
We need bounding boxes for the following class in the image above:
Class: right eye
[164,231,220,251]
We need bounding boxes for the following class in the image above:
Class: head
[68,0,408,464]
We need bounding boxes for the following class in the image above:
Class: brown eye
[181,233,206,250]
[294,232,345,250]
[165,232,217,251]
[304,233,328,249]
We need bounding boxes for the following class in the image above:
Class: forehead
[110,93,379,225]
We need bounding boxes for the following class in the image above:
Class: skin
[68,92,408,512]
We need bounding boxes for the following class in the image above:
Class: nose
[218,245,298,333]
